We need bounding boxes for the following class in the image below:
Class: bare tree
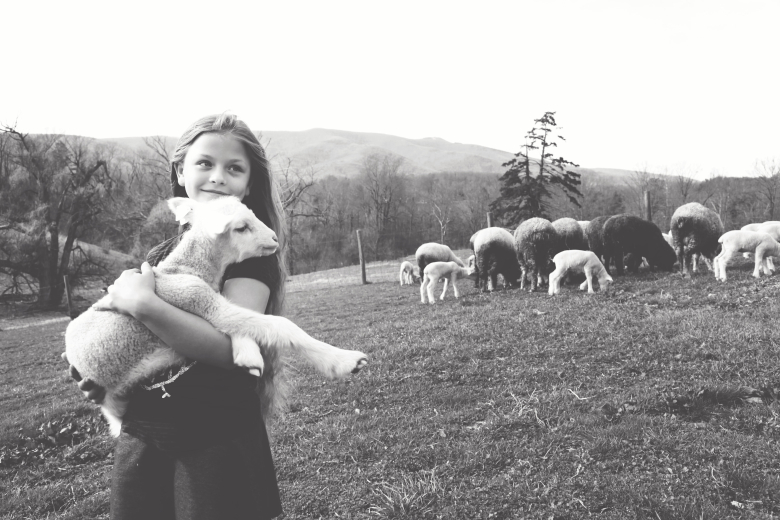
[623,163,654,217]
[276,157,320,274]
[753,158,780,220]
[358,153,407,257]
[0,127,117,307]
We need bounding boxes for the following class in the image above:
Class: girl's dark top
[121,234,281,453]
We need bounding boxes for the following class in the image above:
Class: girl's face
[176,133,252,202]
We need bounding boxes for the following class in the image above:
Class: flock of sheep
[401,202,780,303]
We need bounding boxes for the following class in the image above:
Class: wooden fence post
[356,229,367,284]
[643,191,652,222]
[487,212,493,228]
[64,275,74,319]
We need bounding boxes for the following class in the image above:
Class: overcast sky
[3,0,777,177]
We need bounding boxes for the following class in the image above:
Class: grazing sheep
[713,230,780,281]
[420,261,476,303]
[399,261,418,286]
[577,221,590,235]
[670,202,724,276]
[602,214,676,275]
[65,197,368,436]
[415,242,465,279]
[548,250,613,295]
[513,218,561,292]
[471,227,522,292]
[585,216,612,266]
[552,217,588,251]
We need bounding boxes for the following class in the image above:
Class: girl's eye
[229,165,245,173]
[196,160,211,167]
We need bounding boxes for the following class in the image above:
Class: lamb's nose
[272,234,278,243]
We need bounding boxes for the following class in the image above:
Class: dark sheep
[670,202,724,276]
[602,214,676,275]
[585,216,612,266]
[513,218,562,292]
[471,227,522,291]
[552,217,588,251]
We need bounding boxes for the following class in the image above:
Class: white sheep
[415,243,465,281]
[713,229,780,281]
[548,250,613,295]
[399,260,418,286]
[420,261,475,304]
[65,196,368,436]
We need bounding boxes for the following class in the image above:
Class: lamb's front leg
[231,335,264,376]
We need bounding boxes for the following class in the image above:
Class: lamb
[471,227,522,292]
[420,261,476,303]
[552,217,588,251]
[548,250,613,295]
[602,214,676,275]
[415,242,465,279]
[585,216,612,266]
[670,202,724,276]
[65,196,368,436]
[513,218,561,292]
[399,260,418,286]
[713,230,780,281]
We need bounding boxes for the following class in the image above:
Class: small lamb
[548,250,613,295]
[65,197,368,436]
[420,261,476,304]
[399,261,418,286]
[713,230,780,281]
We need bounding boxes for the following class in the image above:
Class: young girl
[69,113,286,519]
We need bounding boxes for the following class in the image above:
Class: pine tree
[490,112,582,226]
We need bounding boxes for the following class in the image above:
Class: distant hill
[100,129,641,181]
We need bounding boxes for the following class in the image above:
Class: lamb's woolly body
[65,197,368,436]
[548,250,613,295]
[399,261,417,285]
[713,230,780,281]
[552,218,588,251]
[585,216,612,265]
[471,227,521,292]
[420,261,475,303]
[602,214,676,275]
[513,218,561,292]
[670,202,724,276]
[415,243,465,280]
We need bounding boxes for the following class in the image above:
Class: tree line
[1,116,778,308]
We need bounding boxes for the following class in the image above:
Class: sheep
[602,214,676,275]
[713,230,780,281]
[399,260,418,286]
[420,261,476,303]
[585,216,612,266]
[548,250,613,295]
[552,217,589,251]
[577,220,590,235]
[513,218,561,292]
[415,242,465,280]
[65,196,368,436]
[471,227,522,292]
[670,202,724,277]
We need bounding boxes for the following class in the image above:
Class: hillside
[99,130,639,181]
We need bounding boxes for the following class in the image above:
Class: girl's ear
[168,197,197,225]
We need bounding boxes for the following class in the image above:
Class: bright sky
[3,0,778,177]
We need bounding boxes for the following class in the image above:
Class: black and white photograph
[2,1,779,518]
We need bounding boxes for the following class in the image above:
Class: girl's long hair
[169,113,287,316]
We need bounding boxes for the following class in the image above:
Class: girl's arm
[96,262,270,370]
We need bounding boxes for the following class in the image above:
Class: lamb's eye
[235,225,249,233]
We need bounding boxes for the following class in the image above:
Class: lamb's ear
[168,198,197,225]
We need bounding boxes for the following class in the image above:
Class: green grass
[2,258,780,519]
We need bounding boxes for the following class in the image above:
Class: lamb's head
[168,197,278,265]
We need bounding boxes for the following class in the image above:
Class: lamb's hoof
[351,358,368,374]
[248,368,261,377]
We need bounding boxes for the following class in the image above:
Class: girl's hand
[93,262,158,318]
[61,352,106,404]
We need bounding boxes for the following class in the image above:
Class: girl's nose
[209,167,226,184]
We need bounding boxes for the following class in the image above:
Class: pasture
[1,257,780,519]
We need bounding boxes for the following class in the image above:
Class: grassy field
[2,257,780,519]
